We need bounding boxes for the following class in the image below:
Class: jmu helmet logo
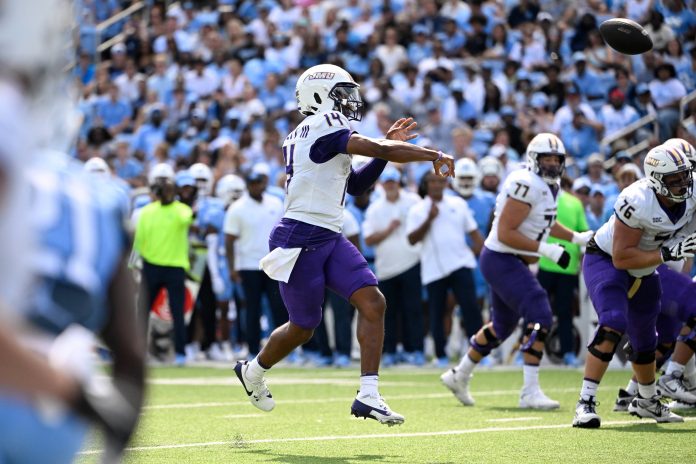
[645,157,660,167]
[305,72,335,81]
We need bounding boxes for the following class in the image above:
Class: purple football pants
[657,264,696,345]
[583,253,660,353]
[479,246,553,341]
[269,218,377,329]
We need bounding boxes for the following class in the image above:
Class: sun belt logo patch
[305,72,335,80]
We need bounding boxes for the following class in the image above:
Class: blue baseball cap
[175,170,196,188]
[379,166,401,183]
[636,83,650,94]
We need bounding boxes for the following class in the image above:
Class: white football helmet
[296,64,364,121]
[84,157,111,176]
[525,133,567,184]
[644,145,692,202]
[478,156,503,179]
[0,0,79,152]
[453,158,480,197]
[215,174,246,205]
[189,163,213,195]
[148,163,175,186]
[664,138,696,169]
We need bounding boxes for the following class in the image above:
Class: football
[599,18,653,55]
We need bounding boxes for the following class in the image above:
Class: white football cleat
[519,388,560,410]
[613,388,636,412]
[440,368,475,406]
[668,400,696,411]
[628,395,683,423]
[206,342,227,362]
[351,392,405,426]
[657,374,696,404]
[573,397,601,428]
[234,361,275,412]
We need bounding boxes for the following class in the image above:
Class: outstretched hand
[434,153,455,178]
[386,117,418,142]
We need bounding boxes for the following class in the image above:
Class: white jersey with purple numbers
[282,110,354,233]
[593,179,696,277]
[485,168,559,257]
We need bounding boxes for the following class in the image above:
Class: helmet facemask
[532,152,565,184]
[329,83,363,121]
[455,176,477,197]
[655,168,693,202]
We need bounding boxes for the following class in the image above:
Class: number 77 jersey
[282,110,355,233]
[484,168,559,257]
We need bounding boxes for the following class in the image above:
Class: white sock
[638,381,656,399]
[455,354,477,380]
[359,375,379,397]
[625,378,639,395]
[580,378,599,402]
[665,361,685,378]
[522,364,539,392]
[246,357,268,383]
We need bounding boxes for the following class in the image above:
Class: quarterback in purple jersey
[233,64,454,426]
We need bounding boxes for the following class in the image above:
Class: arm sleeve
[308,128,352,164]
[347,157,388,196]
[205,234,224,283]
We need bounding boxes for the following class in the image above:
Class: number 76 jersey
[593,178,696,277]
[485,168,559,257]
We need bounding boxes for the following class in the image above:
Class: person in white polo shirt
[407,171,484,367]
[363,165,424,366]
[224,167,286,358]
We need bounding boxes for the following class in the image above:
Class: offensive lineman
[441,133,593,409]
[232,63,454,425]
[573,144,696,428]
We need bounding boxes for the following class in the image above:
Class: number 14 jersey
[485,168,559,257]
[594,178,696,277]
[282,111,354,233]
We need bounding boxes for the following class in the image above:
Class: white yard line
[150,377,430,387]
[486,417,541,423]
[79,417,696,455]
[219,414,266,419]
[143,386,621,411]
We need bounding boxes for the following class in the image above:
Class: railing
[599,113,657,153]
[680,89,696,122]
[94,1,146,60]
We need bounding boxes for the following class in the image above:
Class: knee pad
[470,324,501,357]
[520,323,549,360]
[629,350,656,365]
[677,317,696,353]
[587,326,622,362]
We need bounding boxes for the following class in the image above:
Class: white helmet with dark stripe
[644,144,692,202]
[525,133,566,184]
[664,138,696,169]
[296,64,364,121]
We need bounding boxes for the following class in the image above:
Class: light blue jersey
[464,189,496,300]
[196,196,233,301]
[26,152,129,335]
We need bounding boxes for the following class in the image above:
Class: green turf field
[78,366,696,463]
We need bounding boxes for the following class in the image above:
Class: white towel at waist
[259,247,302,283]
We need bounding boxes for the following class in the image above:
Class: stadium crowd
[71,0,696,368]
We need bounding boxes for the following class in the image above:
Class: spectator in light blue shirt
[560,109,601,162]
[96,83,132,136]
[72,51,95,85]
[111,138,144,185]
[133,106,167,160]
[408,26,433,65]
